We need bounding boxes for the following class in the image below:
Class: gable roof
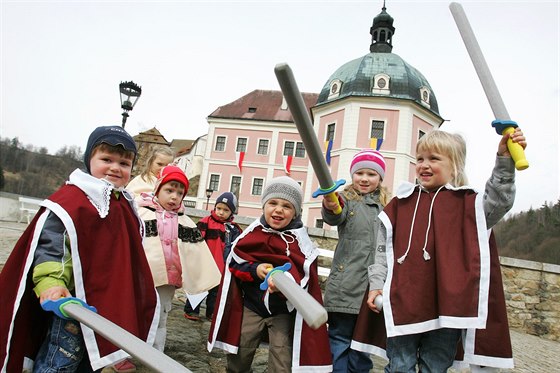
[133,127,170,145]
[208,89,319,122]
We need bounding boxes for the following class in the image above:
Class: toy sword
[260,263,328,329]
[42,298,192,372]
[275,63,346,214]
[450,2,528,170]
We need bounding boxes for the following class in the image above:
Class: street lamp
[119,81,142,128]
[205,188,213,210]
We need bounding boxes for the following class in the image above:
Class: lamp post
[205,188,213,210]
[119,81,142,128]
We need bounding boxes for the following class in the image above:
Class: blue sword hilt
[41,297,97,320]
[259,263,292,291]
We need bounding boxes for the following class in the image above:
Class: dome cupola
[316,3,440,118]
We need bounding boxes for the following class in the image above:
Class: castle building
[197,5,443,228]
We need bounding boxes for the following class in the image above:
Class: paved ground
[1,221,559,372]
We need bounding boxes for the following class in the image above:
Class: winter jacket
[137,193,221,295]
[322,189,383,314]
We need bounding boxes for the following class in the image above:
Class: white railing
[317,248,334,277]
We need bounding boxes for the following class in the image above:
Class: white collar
[395,182,476,199]
[67,168,119,218]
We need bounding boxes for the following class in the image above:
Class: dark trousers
[184,286,218,318]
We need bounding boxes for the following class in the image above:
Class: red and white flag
[283,155,293,175]
[236,151,245,171]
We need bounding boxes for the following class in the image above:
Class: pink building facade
[196,5,444,229]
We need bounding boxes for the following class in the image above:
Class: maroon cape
[0,184,158,371]
[352,186,513,369]
[207,220,332,372]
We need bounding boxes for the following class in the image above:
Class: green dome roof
[316,52,440,116]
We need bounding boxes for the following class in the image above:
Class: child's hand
[322,193,340,212]
[39,286,71,303]
[498,127,527,157]
[267,277,279,293]
[366,289,383,313]
[257,263,273,280]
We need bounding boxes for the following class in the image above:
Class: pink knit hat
[350,149,386,179]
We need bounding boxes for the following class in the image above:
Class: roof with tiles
[208,90,319,122]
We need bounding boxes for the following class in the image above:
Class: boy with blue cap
[0,125,159,372]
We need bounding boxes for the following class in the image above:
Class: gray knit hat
[261,176,303,217]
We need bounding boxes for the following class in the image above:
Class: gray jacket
[369,156,516,291]
[322,189,383,314]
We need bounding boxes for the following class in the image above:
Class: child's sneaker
[111,359,136,372]
[184,312,200,321]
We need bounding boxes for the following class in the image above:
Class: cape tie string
[397,185,444,264]
[262,227,295,256]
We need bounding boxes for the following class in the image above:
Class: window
[328,79,342,99]
[315,219,324,229]
[209,174,220,191]
[419,87,431,106]
[284,140,305,158]
[326,123,335,141]
[295,142,305,158]
[252,178,264,195]
[248,107,257,113]
[215,136,226,152]
[373,73,390,94]
[283,141,295,156]
[236,138,247,152]
[231,176,241,195]
[258,139,269,155]
[418,130,426,140]
[371,120,385,138]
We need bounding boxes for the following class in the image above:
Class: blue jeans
[34,315,94,372]
[328,312,373,373]
[385,328,461,373]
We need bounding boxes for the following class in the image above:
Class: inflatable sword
[275,63,346,214]
[260,263,328,330]
[450,2,528,170]
[42,298,192,373]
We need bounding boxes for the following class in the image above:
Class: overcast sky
[1,0,558,215]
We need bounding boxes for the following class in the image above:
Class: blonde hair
[140,145,175,182]
[416,130,468,187]
[341,183,391,207]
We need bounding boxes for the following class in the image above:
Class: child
[208,176,332,372]
[183,191,242,321]
[354,128,527,372]
[0,126,159,372]
[136,165,221,351]
[127,145,175,195]
[321,148,390,372]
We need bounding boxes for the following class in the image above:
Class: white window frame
[214,135,227,152]
[236,137,248,152]
[372,73,390,95]
[257,138,269,155]
[251,177,265,196]
[370,119,386,139]
[208,173,221,192]
[328,79,342,100]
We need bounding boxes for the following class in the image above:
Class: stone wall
[500,257,560,341]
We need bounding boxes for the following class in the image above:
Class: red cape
[207,220,332,372]
[352,186,513,369]
[198,211,242,274]
[0,184,158,371]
